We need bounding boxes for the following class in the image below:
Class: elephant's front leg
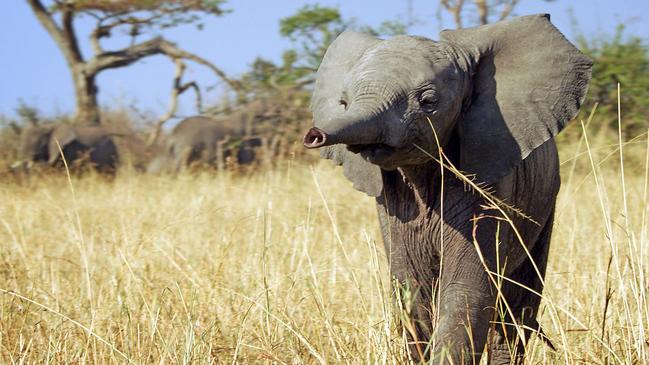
[429,239,496,364]
[389,241,496,364]
[378,208,496,363]
[377,206,438,359]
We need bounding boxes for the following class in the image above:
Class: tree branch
[440,0,464,29]
[61,4,83,62]
[26,0,83,65]
[86,37,242,92]
[498,0,519,21]
[27,0,61,36]
[179,81,202,111]
[475,0,489,25]
[64,1,226,16]
[89,25,107,55]
[89,13,155,56]
[147,58,203,147]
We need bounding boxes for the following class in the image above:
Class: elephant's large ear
[48,124,77,164]
[311,30,384,197]
[441,14,592,182]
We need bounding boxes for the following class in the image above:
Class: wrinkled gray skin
[16,123,118,173]
[303,15,591,364]
[147,116,261,173]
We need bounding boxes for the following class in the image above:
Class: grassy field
[1,130,648,364]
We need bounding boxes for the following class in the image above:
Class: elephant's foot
[487,332,524,365]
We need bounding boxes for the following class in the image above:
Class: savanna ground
[1,122,648,364]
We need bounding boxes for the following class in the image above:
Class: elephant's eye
[339,99,348,110]
[418,90,438,113]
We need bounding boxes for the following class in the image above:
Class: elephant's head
[17,123,56,164]
[303,14,591,197]
[16,123,91,166]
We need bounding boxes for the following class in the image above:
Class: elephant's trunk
[303,105,386,149]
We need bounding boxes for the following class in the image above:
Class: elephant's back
[172,116,213,134]
[173,117,224,138]
[171,116,246,143]
[73,125,114,146]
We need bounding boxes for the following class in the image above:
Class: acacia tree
[26,0,241,124]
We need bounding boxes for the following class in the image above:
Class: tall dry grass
[1,123,648,363]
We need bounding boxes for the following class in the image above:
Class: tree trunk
[476,0,489,25]
[73,66,100,124]
[27,0,99,124]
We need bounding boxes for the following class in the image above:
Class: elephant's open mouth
[347,143,395,160]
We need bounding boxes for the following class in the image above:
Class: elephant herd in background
[13,123,120,172]
[146,115,261,174]
[11,102,272,174]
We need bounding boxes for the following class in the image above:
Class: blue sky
[1,0,647,121]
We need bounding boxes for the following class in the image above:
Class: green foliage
[578,25,649,137]
[240,51,312,92]
[69,0,227,14]
[278,4,408,70]
[239,5,346,95]
[279,4,342,39]
[15,99,39,125]
[360,20,408,37]
[239,4,409,98]
[279,4,347,70]
[66,0,229,32]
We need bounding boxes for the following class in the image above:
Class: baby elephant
[15,123,119,173]
[304,14,591,364]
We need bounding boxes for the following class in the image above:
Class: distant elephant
[16,123,119,172]
[303,15,591,364]
[147,116,261,173]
